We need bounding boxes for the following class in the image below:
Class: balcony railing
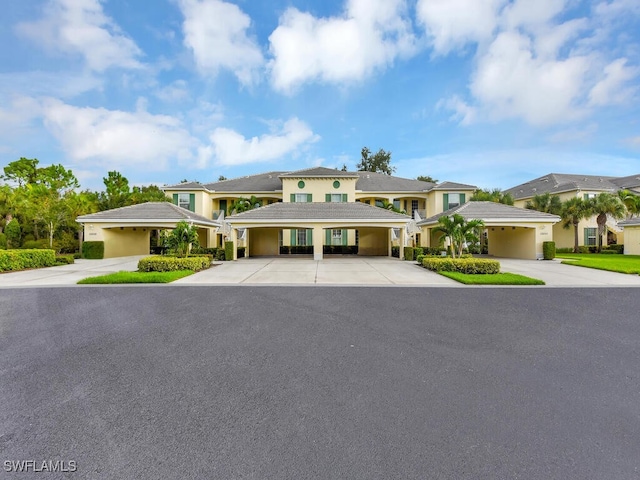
[412,209,426,221]
[212,210,225,221]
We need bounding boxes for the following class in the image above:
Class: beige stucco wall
[357,227,388,256]
[282,177,358,202]
[101,227,150,258]
[623,226,640,255]
[487,227,536,259]
[249,228,280,256]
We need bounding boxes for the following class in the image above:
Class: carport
[225,202,411,260]
[618,218,640,255]
[417,201,560,260]
[76,202,220,258]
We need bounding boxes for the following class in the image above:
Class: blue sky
[1,0,639,191]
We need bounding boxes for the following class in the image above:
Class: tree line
[0,158,169,252]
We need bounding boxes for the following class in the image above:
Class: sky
[0,0,639,191]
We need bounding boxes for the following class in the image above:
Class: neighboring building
[618,218,640,255]
[505,173,640,249]
[163,167,478,259]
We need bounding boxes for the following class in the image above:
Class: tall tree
[560,197,592,253]
[377,199,406,215]
[65,190,99,252]
[130,185,169,204]
[2,158,39,186]
[470,188,514,205]
[357,147,395,175]
[617,190,640,218]
[525,193,562,215]
[99,171,131,210]
[416,175,438,183]
[591,193,625,252]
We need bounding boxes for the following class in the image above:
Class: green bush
[224,241,234,261]
[416,254,426,264]
[5,220,21,248]
[237,247,246,258]
[138,255,210,272]
[53,230,78,254]
[55,254,75,265]
[600,249,618,254]
[577,246,590,254]
[556,247,574,253]
[82,241,104,259]
[192,247,219,255]
[422,257,500,274]
[215,249,225,261]
[0,233,6,250]
[22,239,50,249]
[414,247,424,257]
[607,244,624,254]
[542,241,555,260]
[403,246,415,261]
[0,249,56,272]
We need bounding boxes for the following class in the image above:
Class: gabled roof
[76,202,219,227]
[163,181,207,190]
[203,171,285,192]
[505,173,620,200]
[227,201,410,222]
[417,201,560,226]
[618,217,640,227]
[610,174,640,190]
[279,167,359,178]
[430,181,478,190]
[354,171,438,192]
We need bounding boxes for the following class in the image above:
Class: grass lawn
[555,253,640,274]
[439,271,545,285]
[78,270,194,284]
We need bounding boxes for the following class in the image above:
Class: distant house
[505,173,640,249]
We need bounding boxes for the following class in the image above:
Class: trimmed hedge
[403,246,415,261]
[0,233,6,250]
[414,247,424,257]
[138,255,211,272]
[82,241,104,259]
[422,257,500,274]
[55,254,75,265]
[0,249,56,272]
[607,244,624,254]
[542,241,555,260]
[600,249,618,254]
[224,241,234,261]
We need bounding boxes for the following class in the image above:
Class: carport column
[313,226,323,261]
[399,226,405,260]
[231,228,238,260]
[388,228,393,257]
[244,229,249,258]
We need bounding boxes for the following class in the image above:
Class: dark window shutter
[443,193,449,210]
[342,229,347,246]
[326,193,331,202]
[460,193,466,204]
[189,193,195,212]
[290,193,296,202]
[172,193,178,205]
[308,229,313,246]
[342,194,347,202]
[307,194,312,202]
[325,229,331,245]
[291,229,296,246]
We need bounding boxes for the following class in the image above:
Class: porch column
[399,226,405,260]
[244,229,249,258]
[313,226,323,261]
[388,228,393,257]
[231,228,238,260]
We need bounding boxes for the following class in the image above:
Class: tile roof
[354,171,437,191]
[418,201,560,225]
[430,181,479,190]
[618,217,640,227]
[76,202,219,226]
[279,167,359,178]
[227,201,411,221]
[163,181,206,190]
[203,171,286,192]
[610,174,640,190]
[505,173,621,200]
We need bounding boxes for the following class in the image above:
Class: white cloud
[436,95,476,125]
[41,99,197,168]
[155,80,190,103]
[178,0,264,86]
[588,58,638,106]
[416,0,507,55]
[16,0,142,72]
[208,118,319,165]
[268,0,416,93]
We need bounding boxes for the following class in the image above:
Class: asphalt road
[1,287,639,479]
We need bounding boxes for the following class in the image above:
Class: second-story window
[326,194,347,202]
[291,193,312,202]
[178,193,193,211]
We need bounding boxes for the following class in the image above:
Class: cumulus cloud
[416,0,507,55]
[41,99,197,168]
[208,118,319,165]
[16,0,142,72]
[179,0,264,86]
[268,0,416,93]
[431,0,639,127]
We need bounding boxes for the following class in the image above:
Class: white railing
[212,210,225,221]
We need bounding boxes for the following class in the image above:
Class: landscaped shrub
[224,241,234,261]
[556,247,574,253]
[192,247,219,255]
[414,247,424,257]
[215,249,225,261]
[323,245,359,255]
[0,249,56,272]
[138,255,210,272]
[22,239,50,249]
[82,241,104,259]
[55,254,75,265]
[416,254,426,264]
[0,233,6,250]
[600,249,618,254]
[53,230,78,254]
[237,247,246,258]
[422,257,500,274]
[403,246,415,261]
[5,220,21,248]
[577,246,590,254]
[542,241,556,260]
[608,244,624,254]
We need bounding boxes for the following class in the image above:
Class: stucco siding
[488,227,537,259]
[623,227,640,255]
[102,228,150,258]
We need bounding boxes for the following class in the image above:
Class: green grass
[78,270,194,284]
[555,253,640,274]
[439,271,545,285]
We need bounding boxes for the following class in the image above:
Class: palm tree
[167,220,199,257]
[525,193,562,215]
[560,197,592,253]
[433,214,484,258]
[378,199,406,215]
[591,193,625,252]
[618,190,640,218]
[228,196,262,215]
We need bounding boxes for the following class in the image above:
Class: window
[375,199,385,207]
[297,229,308,246]
[583,193,597,200]
[291,193,312,202]
[175,193,194,211]
[393,199,401,210]
[443,193,465,210]
[331,229,342,245]
[411,200,419,212]
[326,193,347,202]
[585,228,597,246]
